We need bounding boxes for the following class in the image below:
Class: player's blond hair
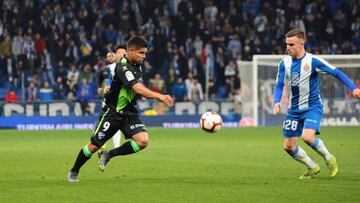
[285,28,306,41]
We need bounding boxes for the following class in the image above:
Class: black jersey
[104,57,143,114]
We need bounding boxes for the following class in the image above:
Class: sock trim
[82,145,93,157]
[311,138,319,149]
[290,146,299,157]
[130,140,140,153]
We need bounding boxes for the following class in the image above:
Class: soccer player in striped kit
[273,28,360,179]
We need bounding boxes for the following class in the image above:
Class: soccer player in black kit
[68,36,174,182]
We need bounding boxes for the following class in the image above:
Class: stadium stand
[0,0,359,101]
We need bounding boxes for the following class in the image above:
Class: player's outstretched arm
[132,83,174,107]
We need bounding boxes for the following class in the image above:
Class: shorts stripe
[94,108,110,135]
[290,146,299,157]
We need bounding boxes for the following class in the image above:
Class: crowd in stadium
[0,0,359,103]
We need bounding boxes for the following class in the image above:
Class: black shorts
[90,107,146,147]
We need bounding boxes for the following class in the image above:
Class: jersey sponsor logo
[130,123,145,129]
[98,132,105,139]
[303,63,310,71]
[290,72,300,86]
[306,119,317,123]
[125,71,135,81]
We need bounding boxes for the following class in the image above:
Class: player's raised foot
[326,156,339,178]
[98,151,111,172]
[68,171,79,182]
[299,165,320,179]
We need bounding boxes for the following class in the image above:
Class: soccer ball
[200,111,223,133]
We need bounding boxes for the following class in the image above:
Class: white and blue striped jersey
[108,62,117,81]
[274,52,356,112]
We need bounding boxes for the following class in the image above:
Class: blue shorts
[283,108,323,137]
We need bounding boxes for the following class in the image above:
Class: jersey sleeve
[274,60,286,104]
[313,56,356,90]
[114,63,141,88]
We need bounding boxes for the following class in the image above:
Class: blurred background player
[97,46,127,149]
[273,28,360,179]
[68,36,174,182]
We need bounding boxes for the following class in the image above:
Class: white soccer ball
[200,111,223,133]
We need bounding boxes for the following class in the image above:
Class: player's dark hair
[127,35,148,49]
[285,28,306,41]
[116,44,126,51]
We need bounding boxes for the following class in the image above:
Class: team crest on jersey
[290,72,300,86]
[125,71,135,81]
[303,63,310,71]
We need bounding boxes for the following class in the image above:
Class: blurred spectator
[5,88,18,103]
[143,102,169,116]
[203,43,215,80]
[254,10,268,33]
[149,73,165,93]
[224,60,237,78]
[5,57,19,89]
[77,78,93,115]
[67,63,79,100]
[203,0,218,26]
[11,32,23,60]
[34,33,47,56]
[55,60,68,80]
[40,49,55,85]
[105,24,117,44]
[1,0,360,102]
[184,72,194,97]
[39,81,54,101]
[188,78,204,102]
[79,37,92,64]
[23,34,36,74]
[227,35,242,59]
[53,76,69,100]
[289,15,306,32]
[65,40,80,64]
[78,63,94,85]
[26,81,38,102]
[0,36,12,57]
[172,77,187,102]
[165,68,176,95]
[0,20,3,37]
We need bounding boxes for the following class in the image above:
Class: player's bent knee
[88,143,99,153]
[133,132,149,149]
[301,136,314,145]
[136,137,149,149]
[283,144,296,152]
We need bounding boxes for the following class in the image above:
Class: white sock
[311,138,332,161]
[291,146,317,169]
[112,130,121,148]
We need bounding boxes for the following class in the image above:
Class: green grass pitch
[1,126,360,202]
